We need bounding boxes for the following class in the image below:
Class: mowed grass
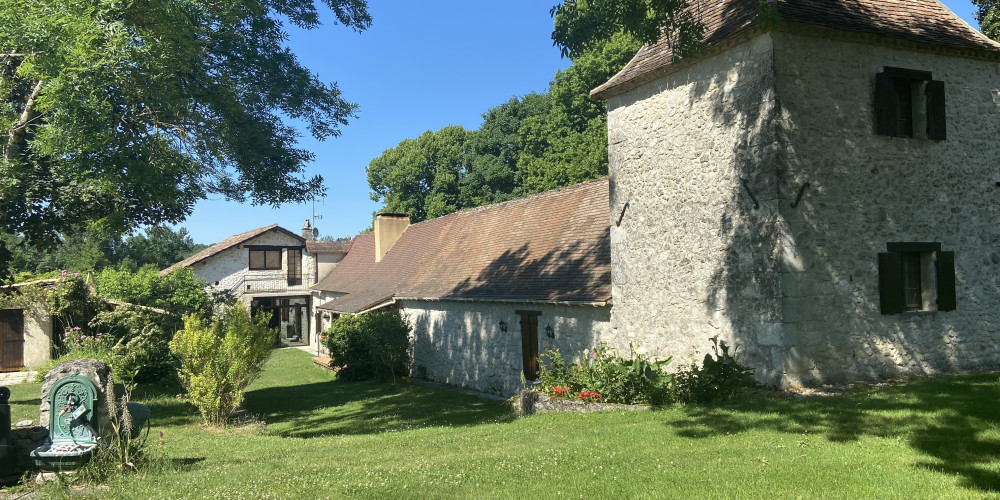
[7,348,1000,499]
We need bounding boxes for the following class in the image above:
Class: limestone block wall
[189,231,316,297]
[403,300,612,396]
[773,32,1000,385]
[606,34,785,384]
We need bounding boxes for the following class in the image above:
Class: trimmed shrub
[169,306,274,426]
[324,309,411,383]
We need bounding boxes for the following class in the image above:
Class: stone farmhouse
[312,179,610,396]
[162,0,1000,395]
[161,223,351,349]
[596,0,1000,387]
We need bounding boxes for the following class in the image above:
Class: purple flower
[73,273,79,277]
[72,326,81,331]
[60,270,67,276]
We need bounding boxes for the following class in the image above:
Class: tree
[974,1,1000,40]
[551,0,703,60]
[367,126,471,223]
[122,226,207,270]
[518,34,640,193]
[460,93,551,207]
[0,0,371,281]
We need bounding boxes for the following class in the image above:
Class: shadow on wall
[689,6,981,386]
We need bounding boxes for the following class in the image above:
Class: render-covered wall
[773,31,1000,385]
[403,300,612,396]
[606,34,785,384]
[189,230,316,297]
[23,303,52,369]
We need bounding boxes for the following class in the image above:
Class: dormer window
[875,67,946,140]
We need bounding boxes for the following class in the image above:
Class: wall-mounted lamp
[498,319,507,333]
[545,325,555,339]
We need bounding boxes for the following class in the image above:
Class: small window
[878,242,956,314]
[249,249,282,270]
[875,67,946,140]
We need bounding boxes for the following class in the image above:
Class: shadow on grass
[243,379,514,438]
[669,373,1000,493]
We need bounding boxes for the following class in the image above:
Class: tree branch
[4,79,43,163]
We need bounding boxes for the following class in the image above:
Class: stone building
[313,179,611,395]
[594,0,1000,386]
[161,222,351,349]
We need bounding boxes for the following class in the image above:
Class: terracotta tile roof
[160,224,304,275]
[305,239,354,254]
[593,0,1000,99]
[314,178,611,313]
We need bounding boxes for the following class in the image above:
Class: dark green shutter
[875,72,896,136]
[926,80,947,140]
[878,252,904,314]
[936,251,956,311]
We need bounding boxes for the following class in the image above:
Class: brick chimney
[374,213,409,263]
[302,220,317,241]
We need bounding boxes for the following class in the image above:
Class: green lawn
[8,348,1000,498]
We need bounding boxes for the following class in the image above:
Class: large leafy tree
[0,0,370,281]
[460,93,551,207]
[974,1,1000,40]
[518,33,639,193]
[367,126,470,223]
[550,0,702,59]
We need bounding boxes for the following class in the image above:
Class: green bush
[90,306,183,383]
[324,309,411,383]
[673,336,756,404]
[169,306,275,426]
[539,343,673,405]
[96,265,212,318]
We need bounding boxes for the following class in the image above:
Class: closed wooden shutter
[875,72,897,136]
[926,80,947,141]
[936,251,956,311]
[878,252,904,314]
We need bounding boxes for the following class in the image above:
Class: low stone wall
[512,390,651,416]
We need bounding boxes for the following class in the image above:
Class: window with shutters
[878,242,956,314]
[874,67,946,140]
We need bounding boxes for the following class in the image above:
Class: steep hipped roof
[160,224,304,276]
[314,178,611,313]
[593,0,1000,100]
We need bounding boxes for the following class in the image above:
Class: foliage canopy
[0,0,370,279]
[974,0,1000,40]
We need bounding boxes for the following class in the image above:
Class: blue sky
[174,0,983,245]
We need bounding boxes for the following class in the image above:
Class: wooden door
[519,312,539,381]
[0,309,24,372]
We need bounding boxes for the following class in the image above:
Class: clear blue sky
[174,0,982,245]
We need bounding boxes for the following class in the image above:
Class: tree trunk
[4,79,43,163]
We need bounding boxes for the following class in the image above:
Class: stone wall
[606,34,784,384]
[772,31,1000,385]
[606,28,1000,387]
[402,300,612,396]
[191,230,317,297]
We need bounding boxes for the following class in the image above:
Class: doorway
[517,311,540,381]
[0,309,25,372]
